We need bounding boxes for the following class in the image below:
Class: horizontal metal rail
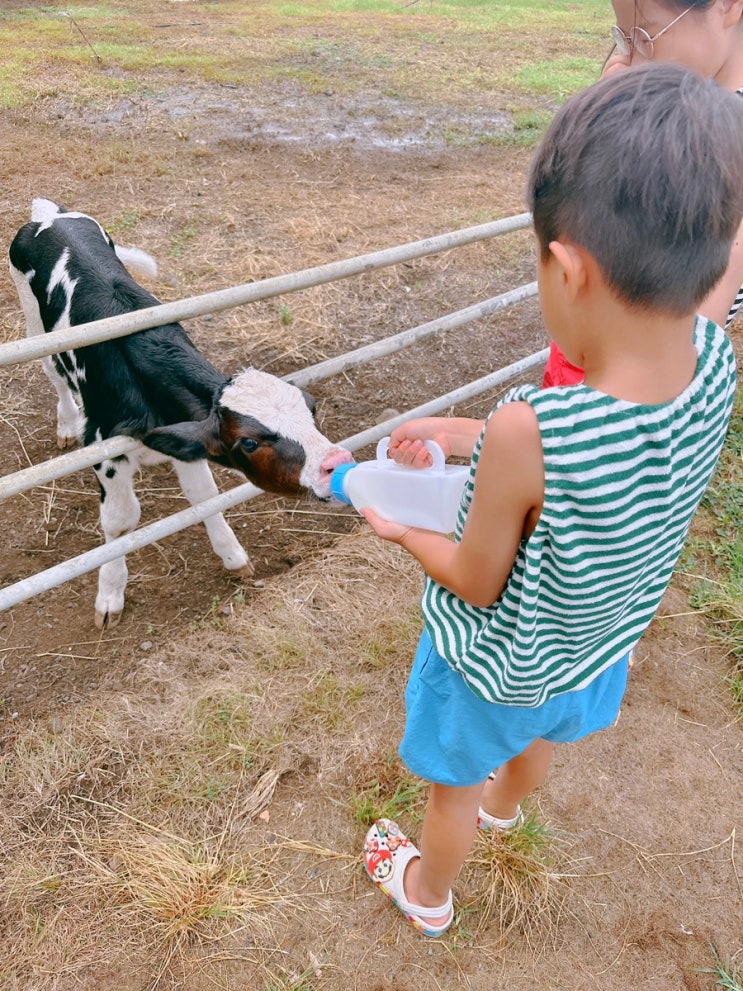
[0,348,548,612]
[341,347,548,451]
[0,213,533,368]
[0,436,140,502]
[287,281,538,389]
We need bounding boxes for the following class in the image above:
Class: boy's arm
[363,402,544,608]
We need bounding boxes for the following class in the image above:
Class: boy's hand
[389,418,452,463]
[388,416,483,462]
[360,507,413,544]
[386,437,436,468]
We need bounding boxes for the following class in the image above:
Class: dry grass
[3,6,739,987]
[0,530,572,987]
[0,533,425,989]
[4,817,288,988]
[461,813,574,945]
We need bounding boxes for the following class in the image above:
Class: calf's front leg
[171,458,255,577]
[93,455,142,629]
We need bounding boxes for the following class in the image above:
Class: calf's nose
[319,447,354,480]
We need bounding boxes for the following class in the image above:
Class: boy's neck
[579,303,699,406]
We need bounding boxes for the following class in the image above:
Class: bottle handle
[376,436,446,473]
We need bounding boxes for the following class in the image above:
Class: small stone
[377,408,400,424]
[140,640,153,651]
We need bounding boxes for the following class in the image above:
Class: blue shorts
[399,628,630,787]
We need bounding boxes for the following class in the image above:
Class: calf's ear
[143,416,224,463]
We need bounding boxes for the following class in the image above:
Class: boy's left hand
[360,507,413,544]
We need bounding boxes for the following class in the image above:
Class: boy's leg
[480,737,554,821]
[373,740,554,927]
[403,780,484,923]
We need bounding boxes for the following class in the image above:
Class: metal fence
[0,212,546,612]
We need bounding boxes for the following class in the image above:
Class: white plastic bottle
[330,437,470,534]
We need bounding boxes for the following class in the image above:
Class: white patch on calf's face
[221,368,317,441]
[220,368,339,495]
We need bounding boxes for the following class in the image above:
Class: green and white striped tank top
[422,316,736,707]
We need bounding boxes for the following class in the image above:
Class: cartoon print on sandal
[362,818,454,937]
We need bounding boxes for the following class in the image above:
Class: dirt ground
[0,11,741,991]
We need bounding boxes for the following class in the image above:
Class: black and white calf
[9,198,352,629]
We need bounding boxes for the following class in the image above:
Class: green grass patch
[464,811,570,939]
[514,57,601,99]
[696,946,743,991]
[350,776,426,826]
[303,672,364,729]
[0,0,613,118]
[477,107,553,147]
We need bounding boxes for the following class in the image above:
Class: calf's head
[144,367,352,498]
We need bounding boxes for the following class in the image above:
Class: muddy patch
[40,79,514,152]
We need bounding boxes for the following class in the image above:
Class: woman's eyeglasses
[611,5,693,60]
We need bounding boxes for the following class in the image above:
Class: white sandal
[477,772,523,832]
[476,805,523,831]
[363,818,454,937]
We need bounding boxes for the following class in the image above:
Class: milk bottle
[330,437,469,534]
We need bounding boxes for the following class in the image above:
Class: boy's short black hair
[528,63,743,314]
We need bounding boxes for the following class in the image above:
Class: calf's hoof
[229,560,256,580]
[95,607,123,630]
[57,434,79,449]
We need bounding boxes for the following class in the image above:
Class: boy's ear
[548,240,589,300]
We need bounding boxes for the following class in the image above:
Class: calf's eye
[240,438,259,454]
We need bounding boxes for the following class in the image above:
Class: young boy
[359,63,743,936]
